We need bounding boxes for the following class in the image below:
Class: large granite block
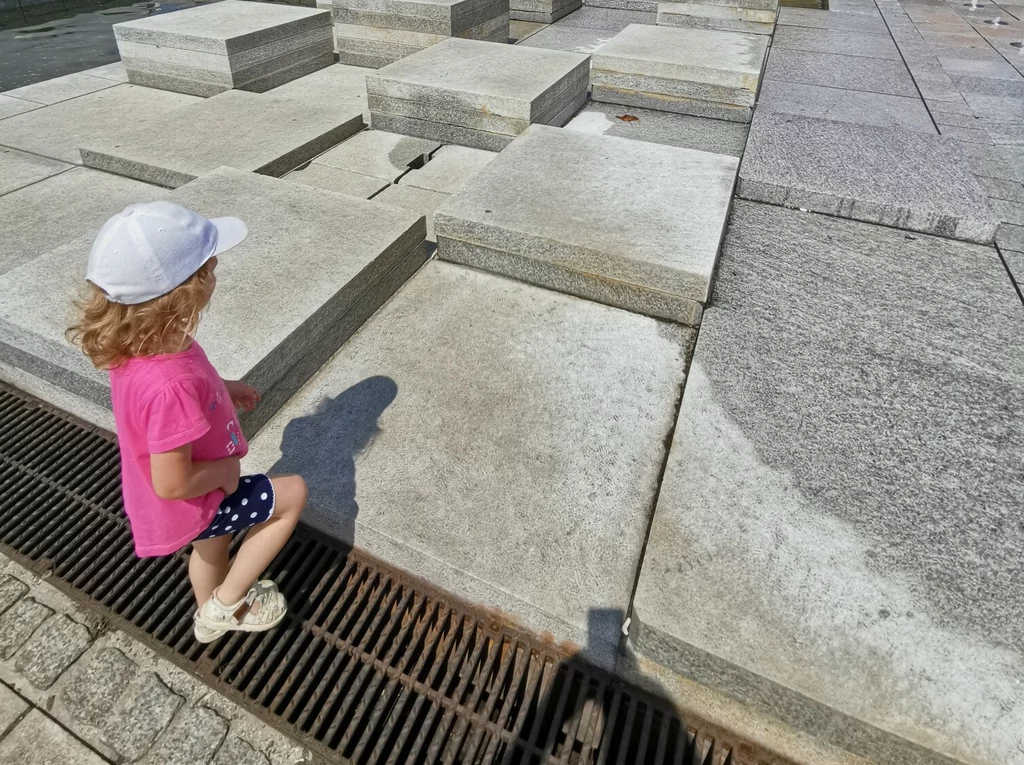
[564,100,749,156]
[0,167,164,277]
[0,168,427,435]
[757,81,936,134]
[592,24,767,121]
[435,124,737,325]
[334,0,510,66]
[764,47,918,97]
[630,199,1024,765]
[245,260,692,667]
[0,85,199,164]
[738,113,998,243]
[584,0,657,12]
[0,146,71,197]
[553,6,656,29]
[313,129,440,182]
[80,90,363,188]
[368,38,590,147]
[511,0,580,23]
[656,2,775,35]
[115,1,333,96]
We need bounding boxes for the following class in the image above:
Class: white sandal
[193,580,287,643]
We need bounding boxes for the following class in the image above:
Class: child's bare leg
[189,535,232,607]
[216,474,307,605]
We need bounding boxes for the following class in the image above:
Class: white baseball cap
[86,201,248,305]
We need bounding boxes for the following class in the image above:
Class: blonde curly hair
[67,260,216,370]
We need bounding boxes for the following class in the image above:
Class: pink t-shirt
[109,342,248,557]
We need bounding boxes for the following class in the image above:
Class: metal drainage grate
[0,382,772,765]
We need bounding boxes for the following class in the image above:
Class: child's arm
[151,444,240,501]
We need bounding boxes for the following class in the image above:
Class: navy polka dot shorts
[194,474,275,541]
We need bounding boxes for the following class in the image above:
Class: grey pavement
[0,556,311,765]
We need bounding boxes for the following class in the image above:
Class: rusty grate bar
[0,382,775,765]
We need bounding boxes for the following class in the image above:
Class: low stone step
[0,84,199,165]
[591,24,768,122]
[656,1,775,35]
[563,101,749,156]
[245,259,692,668]
[434,124,737,326]
[738,112,1000,243]
[80,90,363,188]
[0,168,426,435]
[367,38,590,150]
[628,199,1024,765]
[267,63,372,122]
[511,0,582,24]
[113,0,333,97]
[0,167,165,277]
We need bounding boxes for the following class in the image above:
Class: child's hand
[224,380,260,412]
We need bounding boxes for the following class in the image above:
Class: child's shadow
[269,375,397,546]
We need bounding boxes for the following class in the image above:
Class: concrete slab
[0,85,200,164]
[435,124,737,325]
[335,12,510,67]
[283,163,391,197]
[564,100,749,156]
[81,90,363,188]
[0,167,164,277]
[245,259,691,666]
[0,146,72,197]
[267,63,372,120]
[764,47,918,97]
[509,19,549,41]
[313,129,440,181]
[368,38,590,120]
[777,5,886,32]
[398,144,496,192]
[116,1,333,96]
[368,38,590,146]
[591,23,767,119]
[656,2,775,35]
[114,0,330,53]
[0,95,40,120]
[511,0,581,23]
[593,24,767,92]
[516,23,617,52]
[80,61,129,82]
[631,199,1024,765]
[374,184,449,240]
[738,113,998,243]
[0,168,427,435]
[553,6,656,29]
[2,72,118,105]
[772,25,902,59]
[757,81,937,134]
[584,0,658,12]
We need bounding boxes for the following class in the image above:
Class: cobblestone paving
[0,554,314,765]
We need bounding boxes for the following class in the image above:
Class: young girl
[68,201,307,643]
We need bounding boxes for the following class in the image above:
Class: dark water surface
[0,0,197,90]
